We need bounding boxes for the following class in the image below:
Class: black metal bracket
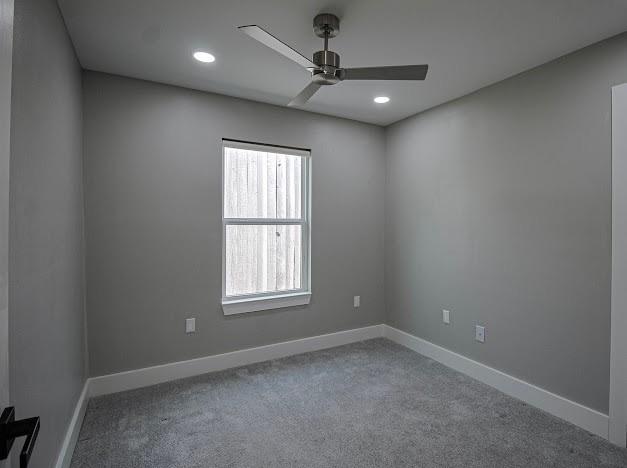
[0,407,40,468]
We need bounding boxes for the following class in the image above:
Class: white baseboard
[384,325,609,439]
[88,324,385,397]
[54,381,90,468]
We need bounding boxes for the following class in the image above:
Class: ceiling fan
[238,13,428,107]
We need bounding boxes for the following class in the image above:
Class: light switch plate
[353,296,360,307]
[186,318,196,334]
[475,325,485,343]
[443,309,450,324]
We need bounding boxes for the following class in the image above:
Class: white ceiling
[58,0,627,126]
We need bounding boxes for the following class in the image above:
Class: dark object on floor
[71,339,627,467]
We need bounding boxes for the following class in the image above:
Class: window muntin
[222,141,310,302]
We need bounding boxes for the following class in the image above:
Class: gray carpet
[71,339,627,467]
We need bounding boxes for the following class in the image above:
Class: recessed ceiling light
[374,96,390,104]
[193,51,215,63]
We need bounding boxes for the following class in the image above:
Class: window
[221,140,311,315]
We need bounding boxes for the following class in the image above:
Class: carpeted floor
[71,339,627,467]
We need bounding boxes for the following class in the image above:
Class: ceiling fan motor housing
[312,51,340,84]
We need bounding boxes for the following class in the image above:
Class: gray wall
[0,2,12,464]
[9,0,86,466]
[385,32,627,413]
[82,71,385,377]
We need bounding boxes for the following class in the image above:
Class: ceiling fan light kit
[238,13,428,107]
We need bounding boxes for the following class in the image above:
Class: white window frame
[221,139,311,315]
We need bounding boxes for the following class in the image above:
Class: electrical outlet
[442,309,450,324]
[475,325,485,343]
[185,318,196,334]
[353,296,360,307]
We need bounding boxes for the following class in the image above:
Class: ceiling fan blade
[238,25,316,69]
[288,82,321,107]
[339,65,428,81]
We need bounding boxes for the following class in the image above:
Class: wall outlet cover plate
[475,325,485,343]
[443,309,450,324]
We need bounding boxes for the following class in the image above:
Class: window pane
[225,224,302,296]
[224,147,302,219]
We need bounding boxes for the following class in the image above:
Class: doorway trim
[610,83,627,447]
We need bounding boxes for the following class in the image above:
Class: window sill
[222,292,311,316]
